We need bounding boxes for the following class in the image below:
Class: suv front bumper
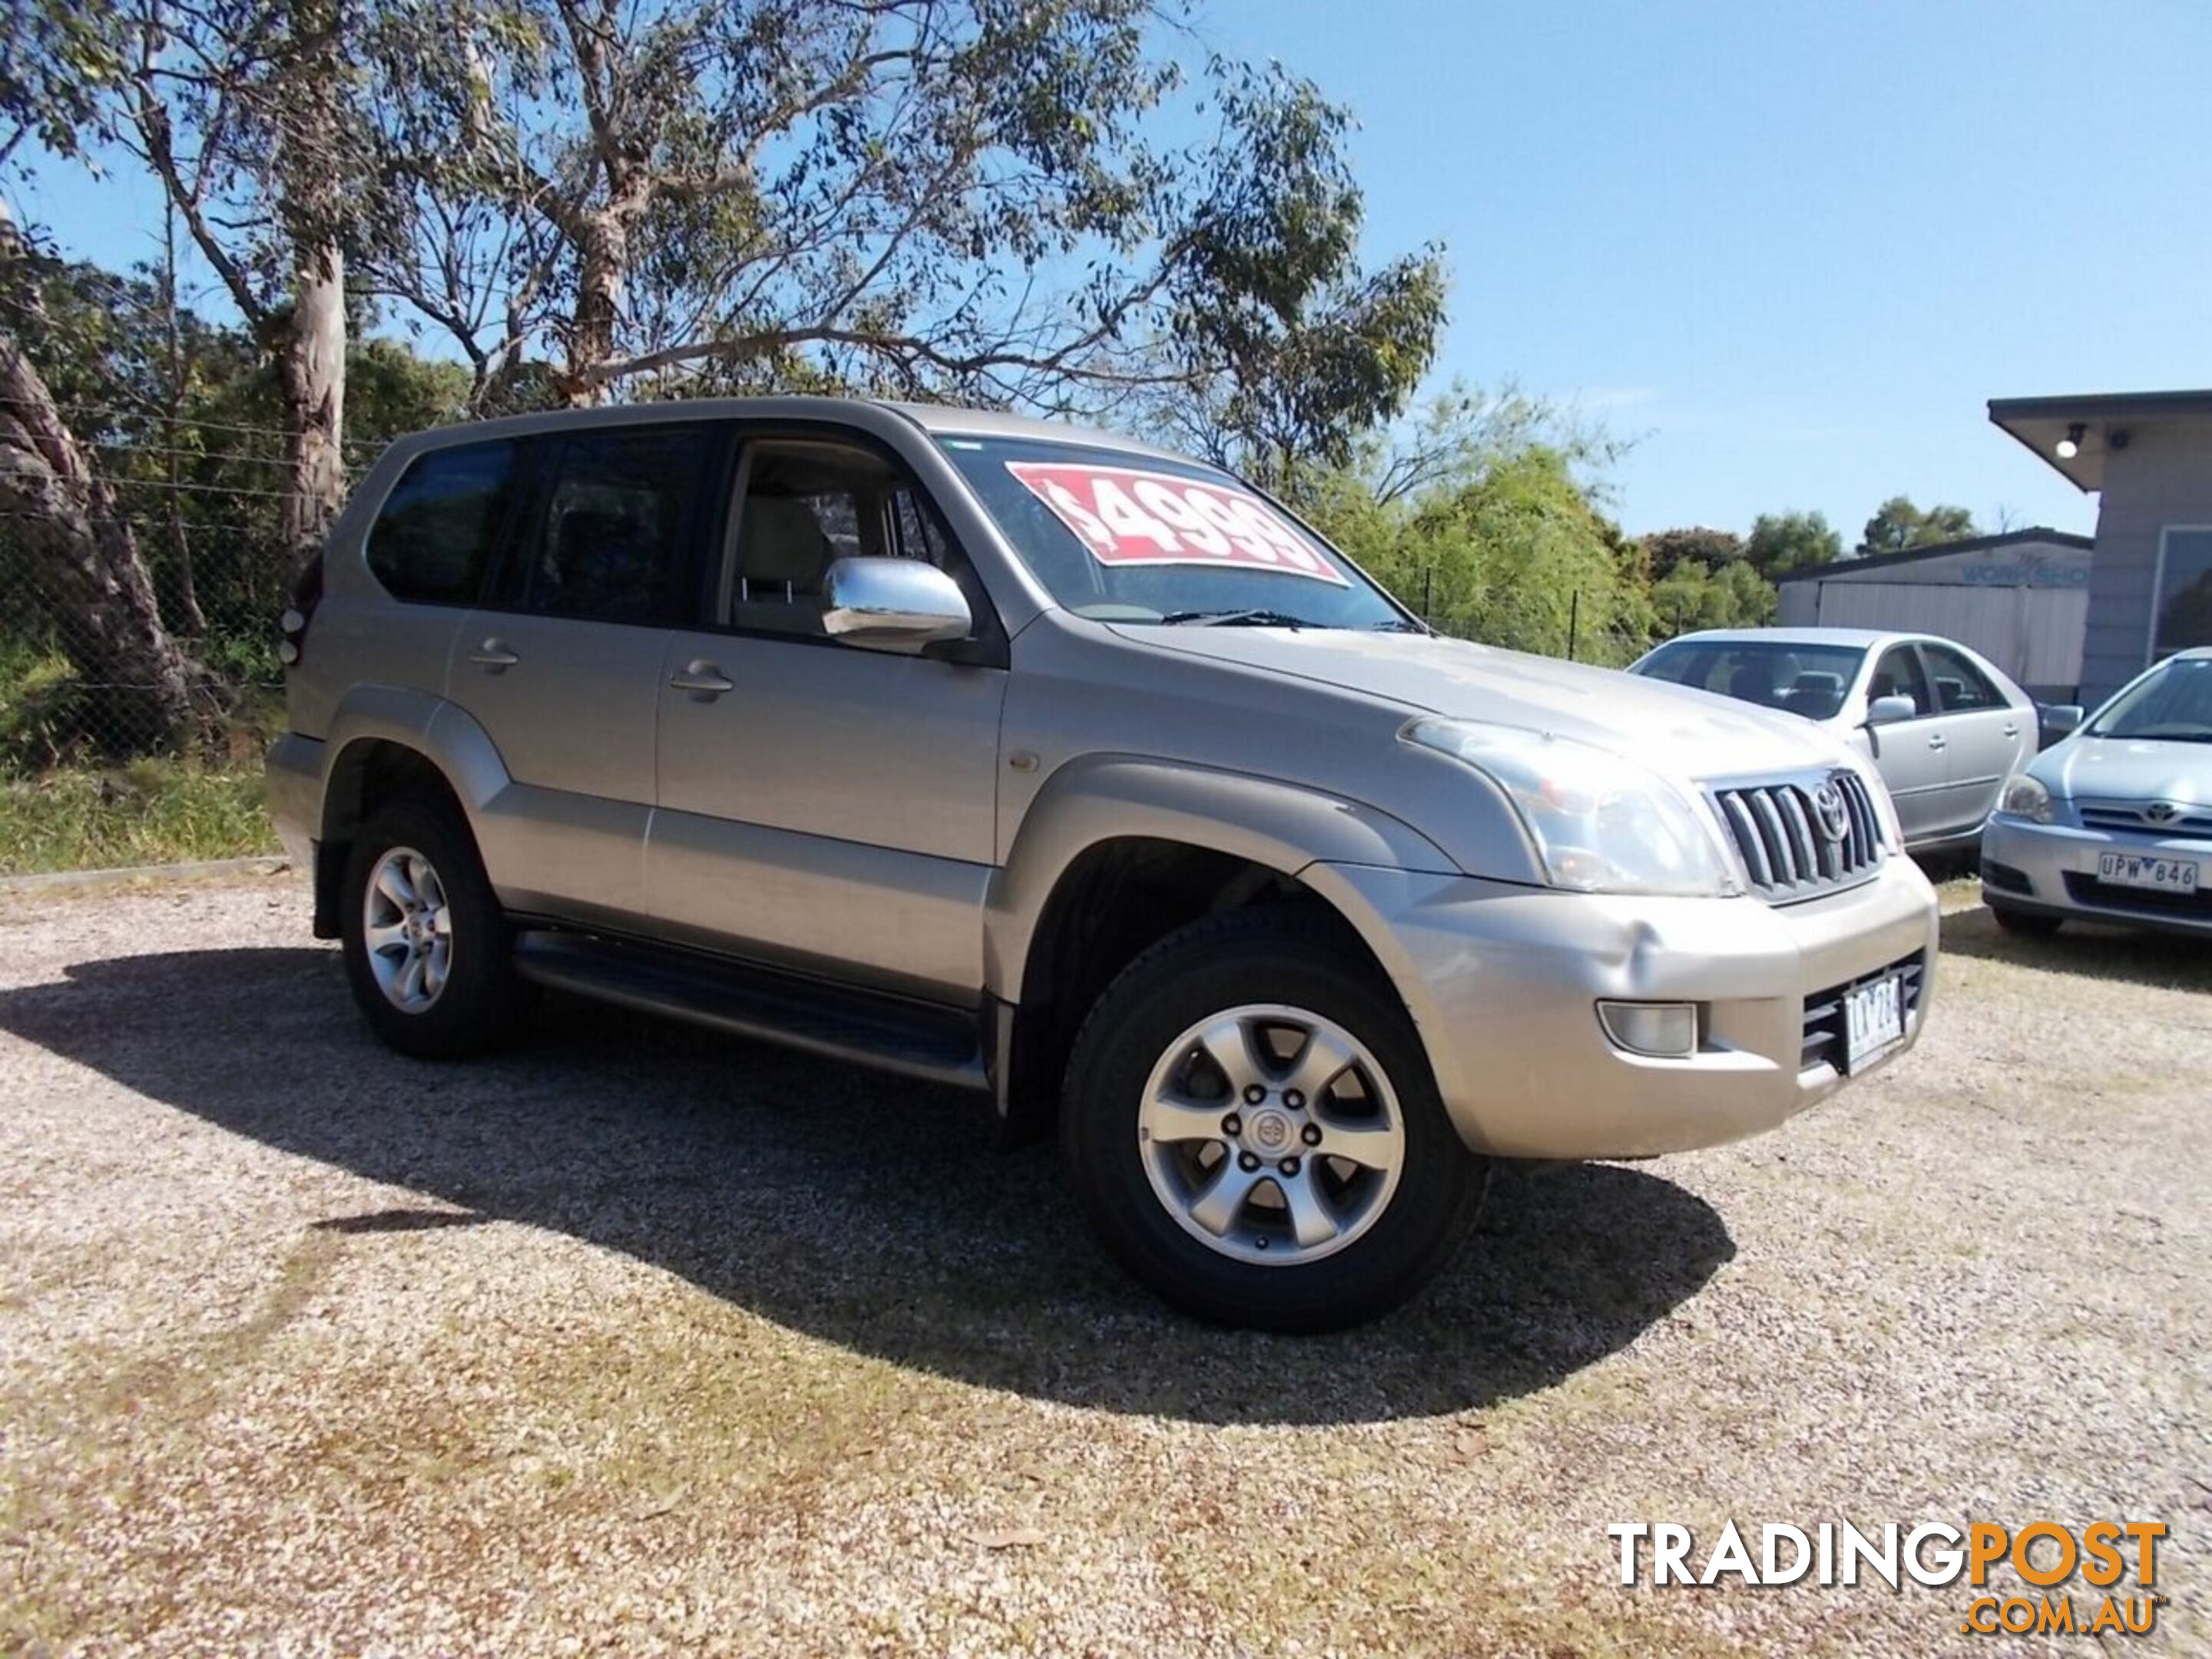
[1309,856,1939,1160]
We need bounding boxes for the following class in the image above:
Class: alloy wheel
[1135,1002,1406,1267]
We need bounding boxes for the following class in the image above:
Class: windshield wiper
[1367,618,1429,633]
[1155,608,1319,628]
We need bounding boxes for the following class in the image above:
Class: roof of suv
[376,395,1194,466]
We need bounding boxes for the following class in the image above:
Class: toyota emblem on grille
[1811,781,1851,843]
[2145,801,2178,825]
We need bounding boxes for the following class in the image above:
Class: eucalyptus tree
[363,0,1443,445]
[109,0,368,559]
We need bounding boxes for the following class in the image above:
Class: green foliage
[0,0,123,164]
[0,760,275,875]
[0,589,279,869]
[1301,389,1651,664]
[1861,495,1978,555]
[1642,525,1747,579]
[1649,558,1778,634]
[1151,61,1445,490]
[1746,509,1843,575]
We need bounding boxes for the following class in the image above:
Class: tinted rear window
[526,427,710,624]
[366,441,518,604]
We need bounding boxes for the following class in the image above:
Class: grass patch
[0,758,276,875]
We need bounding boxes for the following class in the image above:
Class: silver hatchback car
[1630,628,2043,853]
[267,399,1939,1330]
[1982,649,2212,937]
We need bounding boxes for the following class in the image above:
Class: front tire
[340,796,525,1058]
[1061,909,1486,1332]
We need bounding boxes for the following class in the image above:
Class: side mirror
[1865,694,1916,727]
[820,556,972,649]
[2038,704,2085,743]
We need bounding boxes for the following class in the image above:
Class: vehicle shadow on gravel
[1940,904,2212,992]
[0,946,1736,1426]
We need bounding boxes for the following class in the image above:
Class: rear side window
[366,441,517,604]
[527,428,711,624]
[1919,643,2004,712]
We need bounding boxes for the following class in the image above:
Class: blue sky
[19,0,2211,538]
[1189,0,2212,537]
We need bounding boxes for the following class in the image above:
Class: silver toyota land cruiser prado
[267,398,1939,1330]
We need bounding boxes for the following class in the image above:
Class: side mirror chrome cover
[1864,694,1916,727]
[820,556,972,647]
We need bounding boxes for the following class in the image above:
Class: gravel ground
[1,876,2205,1657]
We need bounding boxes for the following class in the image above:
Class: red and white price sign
[1006,462,1347,585]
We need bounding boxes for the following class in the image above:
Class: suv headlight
[1402,718,1739,897]
[2000,773,2053,823]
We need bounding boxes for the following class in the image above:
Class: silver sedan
[1630,628,2046,853]
[1981,648,2212,937]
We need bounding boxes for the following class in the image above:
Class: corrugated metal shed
[1773,530,2093,698]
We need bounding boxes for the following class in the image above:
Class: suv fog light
[1597,1000,1699,1059]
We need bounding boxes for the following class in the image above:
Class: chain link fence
[0,409,337,873]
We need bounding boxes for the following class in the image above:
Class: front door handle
[470,638,520,671]
[670,661,735,697]
[1927,733,1948,750]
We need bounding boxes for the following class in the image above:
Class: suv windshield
[1634,638,1868,720]
[935,435,1412,630]
[2089,655,2212,742]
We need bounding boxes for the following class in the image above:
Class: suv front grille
[1710,770,1885,902]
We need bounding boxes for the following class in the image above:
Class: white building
[1772,528,2094,701]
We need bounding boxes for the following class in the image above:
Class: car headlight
[1401,718,1739,896]
[1999,773,2053,824]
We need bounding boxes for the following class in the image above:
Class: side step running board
[512,929,990,1091]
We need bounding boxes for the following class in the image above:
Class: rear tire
[1061,909,1486,1332]
[1989,902,2062,939]
[340,796,525,1058]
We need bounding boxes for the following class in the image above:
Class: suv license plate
[1843,974,1905,1071]
[2096,852,2200,893]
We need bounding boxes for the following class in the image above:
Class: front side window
[366,440,518,604]
[1634,640,1865,720]
[2153,528,2212,659]
[2090,654,2212,742]
[1868,646,1936,718]
[935,435,1411,630]
[1918,643,2004,712]
[526,427,711,624]
[722,439,979,637]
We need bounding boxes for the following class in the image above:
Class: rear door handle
[670,661,735,697]
[2002,724,2020,738]
[470,639,520,670]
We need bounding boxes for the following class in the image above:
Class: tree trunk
[277,237,347,560]
[272,0,351,562]
[0,333,207,754]
[560,214,628,406]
